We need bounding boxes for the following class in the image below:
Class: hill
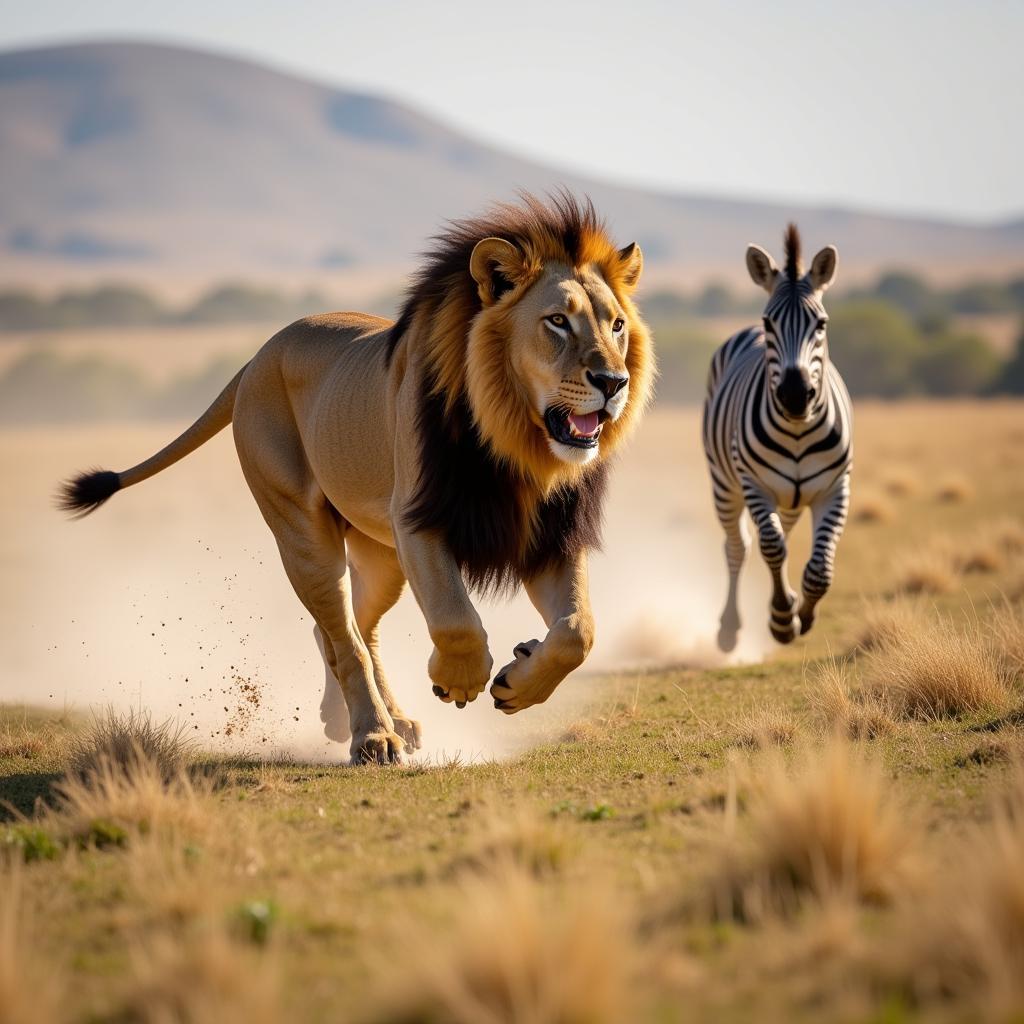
[2,40,1023,286]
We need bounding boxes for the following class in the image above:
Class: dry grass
[808,659,896,740]
[881,467,920,498]
[118,928,281,1024]
[68,707,194,784]
[955,733,1024,768]
[865,613,1014,720]
[936,474,975,503]
[374,863,635,1024]
[560,720,600,744]
[731,704,800,749]
[0,727,46,762]
[0,712,71,763]
[0,867,62,1024]
[991,516,1024,556]
[895,543,959,595]
[989,599,1024,683]
[890,763,1024,1016]
[851,596,926,654]
[713,741,915,921]
[45,750,212,848]
[850,488,893,524]
[455,808,576,879]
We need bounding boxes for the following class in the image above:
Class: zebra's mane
[784,223,802,283]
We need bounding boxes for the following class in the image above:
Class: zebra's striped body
[702,227,853,650]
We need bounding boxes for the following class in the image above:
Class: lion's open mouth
[544,408,606,449]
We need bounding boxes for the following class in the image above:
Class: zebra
[702,224,852,651]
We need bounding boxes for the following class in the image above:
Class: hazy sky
[3,0,1021,222]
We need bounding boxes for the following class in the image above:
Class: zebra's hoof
[770,603,798,644]
[717,627,739,653]
[770,625,797,644]
[799,614,815,635]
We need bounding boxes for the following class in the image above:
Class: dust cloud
[0,408,772,763]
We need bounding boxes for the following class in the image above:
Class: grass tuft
[852,597,926,654]
[808,659,896,740]
[118,928,281,1024]
[713,741,915,922]
[895,543,958,596]
[732,704,799,749]
[47,750,210,848]
[988,600,1024,684]
[374,863,634,1024]
[850,488,893,524]
[881,468,920,498]
[456,809,575,879]
[68,707,193,785]
[865,613,1014,720]
[936,475,975,503]
[889,763,1024,1015]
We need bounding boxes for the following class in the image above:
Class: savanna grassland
[3,399,1024,1024]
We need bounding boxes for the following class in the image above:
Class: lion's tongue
[569,412,599,436]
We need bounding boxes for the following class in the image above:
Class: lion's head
[388,192,655,593]
[388,192,655,490]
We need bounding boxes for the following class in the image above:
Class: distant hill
[2,40,1022,285]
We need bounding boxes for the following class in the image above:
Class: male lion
[59,194,654,763]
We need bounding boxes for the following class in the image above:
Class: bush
[0,350,147,423]
[916,329,1001,395]
[827,300,926,397]
[994,324,1024,394]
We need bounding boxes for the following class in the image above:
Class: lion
[58,193,655,763]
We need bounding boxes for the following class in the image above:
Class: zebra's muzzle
[776,368,814,419]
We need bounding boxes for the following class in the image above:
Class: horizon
[1,1,1021,225]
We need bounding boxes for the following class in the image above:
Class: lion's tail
[57,362,249,518]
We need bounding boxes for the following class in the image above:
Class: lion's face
[504,263,631,466]
[464,235,650,485]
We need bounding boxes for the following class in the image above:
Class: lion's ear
[617,242,643,291]
[470,237,527,306]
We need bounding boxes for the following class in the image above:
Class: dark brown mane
[386,190,604,364]
[784,222,802,283]
[404,369,606,596]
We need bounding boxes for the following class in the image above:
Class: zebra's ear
[809,245,838,293]
[746,244,779,293]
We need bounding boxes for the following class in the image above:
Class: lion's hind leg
[252,490,403,764]
[315,623,351,744]
[347,529,422,752]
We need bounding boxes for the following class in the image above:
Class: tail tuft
[57,468,121,518]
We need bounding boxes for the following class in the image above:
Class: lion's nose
[586,371,629,400]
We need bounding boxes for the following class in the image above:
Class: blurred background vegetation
[2,270,1024,423]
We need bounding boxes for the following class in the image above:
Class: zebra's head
[746,224,838,422]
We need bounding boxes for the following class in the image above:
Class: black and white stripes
[702,225,853,650]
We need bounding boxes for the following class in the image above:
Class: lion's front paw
[428,642,493,707]
[490,639,556,714]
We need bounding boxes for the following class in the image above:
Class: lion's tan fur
[61,194,654,763]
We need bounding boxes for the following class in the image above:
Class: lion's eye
[546,314,568,330]
[612,317,625,333]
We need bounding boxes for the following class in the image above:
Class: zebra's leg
[715,494,749,652]
[742,478,799,644]
[798,473,850,635]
